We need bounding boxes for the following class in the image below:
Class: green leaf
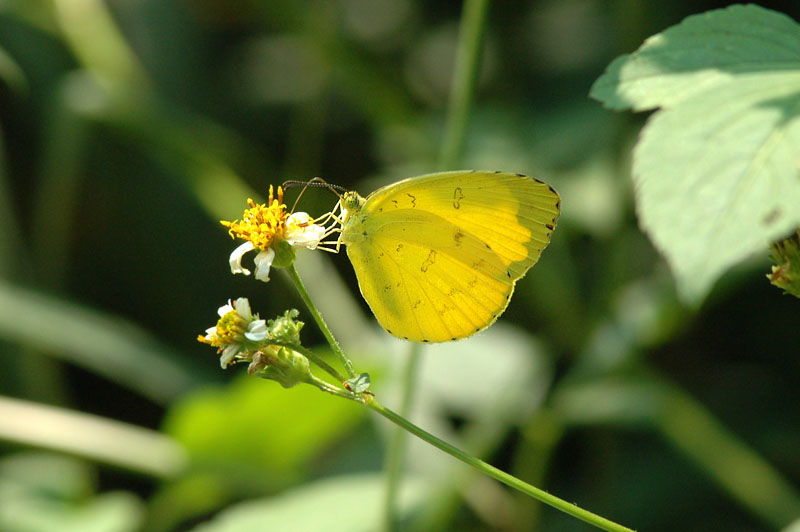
[591,5,800,111]
[190,473,426,532]
[591,5,800,302]
[163,375,365,483]
[0,47,26,94]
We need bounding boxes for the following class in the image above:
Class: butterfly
[330,170,560,343]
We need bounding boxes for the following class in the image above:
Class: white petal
[216,303,234,317]
[204,326,218,339]
[229,242,255,276]
[245,319,268,342]
[234,297,252,320]
[220,344,240,369]
[285,212,326,250]
[253,248,275,282]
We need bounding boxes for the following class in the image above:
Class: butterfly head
[341,191,366,222]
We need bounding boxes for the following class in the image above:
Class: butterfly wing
[343,171,560,342]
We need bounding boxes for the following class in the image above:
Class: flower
[220,186,326,282]
[197,297,268,368]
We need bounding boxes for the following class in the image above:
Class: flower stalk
[364,395,635,532]
[201,183,634,532]
[285,263,357,379]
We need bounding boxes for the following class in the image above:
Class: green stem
[438,0,491,171]
[308,374,359,401]
[365,395,634,532]
[381,344,422,532]
[658,386,800,528]
[381,0,492,528]
[286,263,357,378]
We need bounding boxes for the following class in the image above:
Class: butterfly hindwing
[346,210,514,342]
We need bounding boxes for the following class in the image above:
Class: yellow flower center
[197,309,246,347]
[221,185,287,250]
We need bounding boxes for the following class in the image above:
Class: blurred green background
[1,1,799,531]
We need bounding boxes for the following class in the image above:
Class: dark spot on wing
[406,193,416,207]
[453,187,464,209]
[421,250,437,272]
[546,223,554,230]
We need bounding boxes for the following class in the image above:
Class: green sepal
[250,347,312,389]
[272,239,297,269]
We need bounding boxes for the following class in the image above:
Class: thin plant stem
[365,394,635,532]
[438,0,491,171]
[381,343,422,532]
[380,0,492,529]
[307,374,359,401]
[380,0,491,528]
[286,261,632,531]
[286,263,357,378]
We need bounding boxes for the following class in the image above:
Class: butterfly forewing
[341,171,560,342]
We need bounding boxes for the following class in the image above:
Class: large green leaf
[591,5,800,301]
[191,473,426,532]
[163,374,365,482]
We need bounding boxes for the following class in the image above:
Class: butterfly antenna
[282,177,347,213]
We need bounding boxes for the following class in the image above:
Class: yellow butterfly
[330,170,560,343]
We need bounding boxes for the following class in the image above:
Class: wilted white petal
[245,319,268,342]
[234,297,252,320]
[220,344,241,369]
[253,248,275,282]
[285,212,326,250]
[204,326,217,340]
[229,242,255,275]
